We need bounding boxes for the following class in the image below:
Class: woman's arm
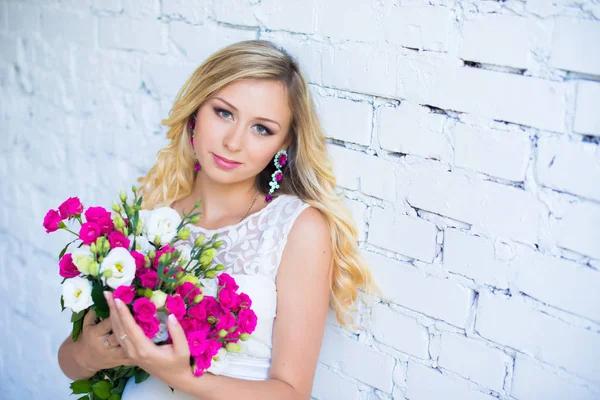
[58,334,99,381]
[174,207,333,399]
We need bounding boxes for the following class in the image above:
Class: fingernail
[103,291,110,301]
[169,314,178,325]
[115,298,123,309]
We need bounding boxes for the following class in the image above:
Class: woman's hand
[74,309,136,373]
[103,291,194,391]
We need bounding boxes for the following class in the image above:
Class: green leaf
[92,380,113,399]
[59,238,77,260]
[72,317,84,341]
[110,376,127,394]
[134,370,150,384]
[109,394,121,400]
[136,195,143,207]
[60,296,65,312]
[77,396,89,400]
[70,379,93,394]
[71,309,86,323]
[92,281,110,319]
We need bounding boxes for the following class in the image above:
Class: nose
[222,122,245,153]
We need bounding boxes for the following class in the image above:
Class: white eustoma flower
[199,277,218,297]
[143,207,182,246]
[128,234,153,254]
[71,245,98,276]
[99,247,136,289]
[152,312,170,343]
[62,276,94,313]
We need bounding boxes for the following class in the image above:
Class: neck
[189,170,260,221]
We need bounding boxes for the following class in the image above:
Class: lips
[212,153,241,164]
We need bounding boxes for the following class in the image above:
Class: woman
[58,40,378,399]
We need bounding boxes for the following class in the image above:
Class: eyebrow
[213,97,281,129]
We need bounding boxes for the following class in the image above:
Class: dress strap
[271,196,312,276]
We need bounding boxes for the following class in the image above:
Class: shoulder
[277,194,329,243]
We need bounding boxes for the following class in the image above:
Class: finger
[167,314,190,359]
[104,292,128,346]
[83,308,97,327]
[95,318,113,336]
[106,333,120,348]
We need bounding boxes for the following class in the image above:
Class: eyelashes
[213,107,274,136]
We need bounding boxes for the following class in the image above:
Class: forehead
[210,79,292,122]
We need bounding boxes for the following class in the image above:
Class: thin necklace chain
[240,191,259,222]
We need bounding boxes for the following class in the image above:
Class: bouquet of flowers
[44,187,257,400]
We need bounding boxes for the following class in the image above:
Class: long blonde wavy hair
[137,40,380,328]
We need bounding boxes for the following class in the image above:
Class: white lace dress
[121,194,312,399]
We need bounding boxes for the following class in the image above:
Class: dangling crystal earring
[266,149,287,203]
[189,115,200,171]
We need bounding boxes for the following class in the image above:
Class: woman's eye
[254,124,272,135]
[215,108,233,119]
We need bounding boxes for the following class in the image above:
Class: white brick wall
[1,1,599,399]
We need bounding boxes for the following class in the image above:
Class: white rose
[71,245,98,276]
[152,312,170,343]
[62,276,94,313]
[144,207,182,246]
[99,247,136,289]
[199,277,218,297]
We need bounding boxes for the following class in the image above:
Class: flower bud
[205,270,216,279]
[135,220,143,236]
[144,256,151,268]
[193,294,204,304]
[150,290,167,308]
[179,274,198,285]
[112,202,121,212]
[225,343,240,352]
[154,235,161,246]
[102,240,110,253]
[207,316,217,324]
[88,262,100,277]
[190,215,200,224]
[240,333,251,341]
[194,234,205,247]
[158,254,167,264]
[194,201,201,209]
[218,329,228,338]
[148,250,156,260]
[144,288,153,299]
[213,240,224,249]
[58,221,66,229]
[90,243,97,254]
[102,269,113,279]
[132,185,137,193]
[215,264,225,271]
[177,228,191,241]
[119,190,127,202]
[175,271,184,279]
[137,288,147,297]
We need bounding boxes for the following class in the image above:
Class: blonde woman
[58,40,378,399]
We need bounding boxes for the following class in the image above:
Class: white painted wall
[1,0,599,399]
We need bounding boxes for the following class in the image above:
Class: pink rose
[96,216,114,235]
[186,331,207,357]
[113,285,136,304]
[215,311,236,332]
[58,197,84,219]
[238,292,252,309]
[137,267,158,289]
[84,206,111,223]
[131,250,145,270]
[136,315,160,339]
[180,318,198,334]
[59,253,79,278]
[133,297,157,322]
[153,244,177,269]
[217,273,239,291]
[187,303,208,322]
[43,209,62,233]
[201,296,223,320]
[176,282,201,303]
[79,222,101,245]
[108,231,130,249]
[237,308,257,335]
[218,287,239,311]
[166,295,186,321]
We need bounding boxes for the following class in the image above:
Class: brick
[99,16,166,53]
[315,93,371,146]
[397,54,566,132]
[317,0,381,43]
[453,123,530,182]
[73,48,141,91]
[161,0,207,23]
[550,17,600,75]
[327,145,396,201]
[536,135,600,202]
[406,362,496,400]
[319,327,394,392]
[368,207,437,263]
[370,303,429,359]
[383,5,452,52]
[574,81,600,136]
[5,2,40,34]
[40,8,96,48]
[475,292,600,384]
[512,356,600,400]
[397,159,542,244]
[377,103,452,161]
[438,333,508,392]
[323,42,397,99]
[554,200,600,259]
[260,0,317,34]
[341,197,367,242]
[312,365,360,400]
[169,21,257,64]
[366,252,473,328]
[443,229,510,289]
[459,14,531,69]
[213,0,258,27]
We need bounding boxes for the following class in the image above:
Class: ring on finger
[103,339,110,348]
[120,333,128,341]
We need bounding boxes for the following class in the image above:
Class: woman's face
[192,78,293,187]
